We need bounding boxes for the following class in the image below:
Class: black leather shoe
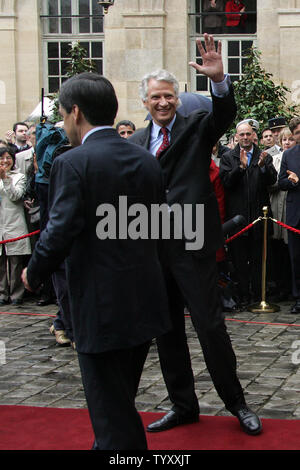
[290,300,300,314]
[36,298,53,306]
[232,405,262,436]
[91,440,100,450]
[146,410,199,433]
[236,295,251,310]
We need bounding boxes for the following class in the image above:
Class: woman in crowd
[202,0,224,35]
[0,147,31,305]
[269,127,295,301]
[225,0,247,33]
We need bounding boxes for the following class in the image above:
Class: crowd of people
[0,87,300,336]
[0,32,299,449]
[116,113,300,315]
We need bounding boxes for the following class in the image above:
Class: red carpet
[0,405,299,450]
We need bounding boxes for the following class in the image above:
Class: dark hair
[116,120,136,131]
[13,122,29,133]
[289,116,300,133]
[0,146,16,169]
[59,72,118,126]
[261,127,272,137]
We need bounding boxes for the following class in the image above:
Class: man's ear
[72,104,81,123]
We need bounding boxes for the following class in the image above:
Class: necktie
[247,152,252,166]
[156,127,170,159]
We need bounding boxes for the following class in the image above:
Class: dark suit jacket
[278,144,300,227]
[129,85,237,258]
[219,143,277,237]
[27,129,171,353]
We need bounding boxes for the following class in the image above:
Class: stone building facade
[0,0,300,136]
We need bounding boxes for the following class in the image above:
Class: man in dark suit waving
[21,73,171,450]
[129,34,262,435]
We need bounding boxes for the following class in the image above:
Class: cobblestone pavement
[0,296,300,420]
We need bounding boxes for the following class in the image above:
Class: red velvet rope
[270,218,300,235]
[0,230,40,245]
[225,221,259,244]
[225,217,300,245]
[0,218,299,246]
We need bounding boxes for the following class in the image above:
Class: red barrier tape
[225,317,300,328]
[0,230,40,245]
[0,311,55,318]
[183,314,300,328]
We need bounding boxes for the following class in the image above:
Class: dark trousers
[288,225,300,299]
[229,234,263,300]
[269,238,292,296]
[52,263,73,341]
[77,341,150,450]
[157,240,245,415]
[35,182,55,301]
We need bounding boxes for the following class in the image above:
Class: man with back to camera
[21,72,171,450]
[129,33,262,436]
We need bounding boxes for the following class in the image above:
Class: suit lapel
[170,113,186,142]
[158,113,187,164]
[140,122,152,150]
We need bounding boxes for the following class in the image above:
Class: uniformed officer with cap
[268,117,286,145]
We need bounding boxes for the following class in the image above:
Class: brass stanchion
[248,206,280,313]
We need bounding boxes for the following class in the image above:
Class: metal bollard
[249,206,280,313]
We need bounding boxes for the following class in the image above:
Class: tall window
[189,1,257,93]
[41,0,104,94]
